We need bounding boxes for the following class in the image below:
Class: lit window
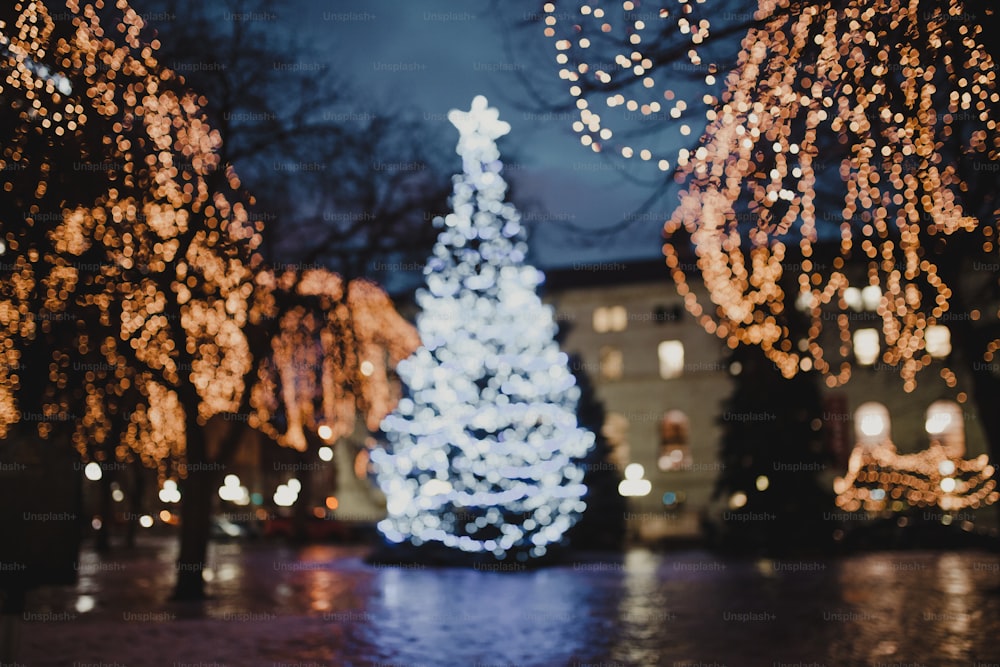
[854,402,890,448]
[658,410,691,471]
[795,290,811,312]
[599,345,623,380]
[861,285,881,311]
[843,287,863,311]
[618,463,651,497]
[601,412,630,469]
[593,305,627,332]
[925,400,965,457]
[925,325,951,358]
[593,308,609,333]
[657,340,684,379]
[853,328,880,365]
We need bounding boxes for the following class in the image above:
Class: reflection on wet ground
[20,538,1000,666]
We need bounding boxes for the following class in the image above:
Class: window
[599,345,624,380]
[843,287,863,311]
[657,340,684,379]
[925,400,965,457]
[795,290,812,313]
[844,285,881,312]
[658,410,692,471]
[593,305,627,333]
[925,325,951,358]
[854,402,891,448]
[853,328,880,365]
[861,285,881,311]
[601,412,630,469]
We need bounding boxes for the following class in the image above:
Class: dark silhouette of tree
[712,348,833,554]
[130,0,453,279]
[564,353,626,551]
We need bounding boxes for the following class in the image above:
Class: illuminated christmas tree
[372,96,594,562]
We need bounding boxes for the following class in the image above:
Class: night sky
[281,0,686,269]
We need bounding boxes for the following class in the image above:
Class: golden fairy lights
[250,270,419,452]
[834,441,997,512]
[545,0,1000,392]
[0,1,416,481]
[835,401,998,512]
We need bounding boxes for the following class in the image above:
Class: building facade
[315,258,997,541]
[542,261,730,540]
[540,259,996,539]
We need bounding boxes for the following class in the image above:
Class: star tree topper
[447,96,511,178]
[447,95,511,141]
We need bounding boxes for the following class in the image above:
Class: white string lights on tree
[543,0,720,170]
[544,1,1000,393]
[371,96,595,561]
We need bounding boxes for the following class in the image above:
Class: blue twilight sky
[284,0,692,269]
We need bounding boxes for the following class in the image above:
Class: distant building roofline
[539,258,673,291]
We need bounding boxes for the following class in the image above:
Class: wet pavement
[14,536,1000,666]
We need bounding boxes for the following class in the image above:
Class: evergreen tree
[711,345,834,555]
[564,353,626,551]
[371,96,595,562]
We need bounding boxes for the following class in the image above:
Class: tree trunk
[125,463,145,549]
[95,470,113,553]
[173,418,214,600]
[0,587,25,664]
[292,449,314,543]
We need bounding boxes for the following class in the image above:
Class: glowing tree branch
[0,0,417,477]
[0,1,423,602]
[251,269,420,452]
[0,1,260,478]
[544,0,1000,394]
